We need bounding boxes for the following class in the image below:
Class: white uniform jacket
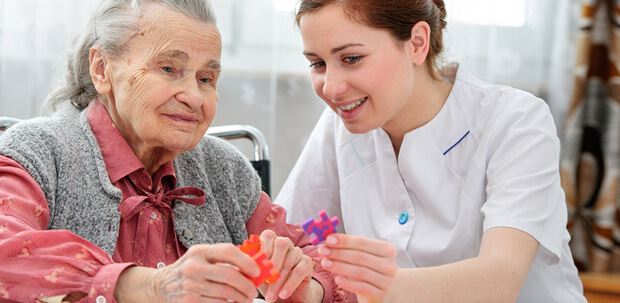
[276,64,586,302]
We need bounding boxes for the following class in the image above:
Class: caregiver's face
[300,4,417,135]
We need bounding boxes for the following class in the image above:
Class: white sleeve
[274,108,342,226]
[481,95,567,262]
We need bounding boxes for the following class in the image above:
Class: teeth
[338,98,366,111]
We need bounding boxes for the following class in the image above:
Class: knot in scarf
[121,181,205,261]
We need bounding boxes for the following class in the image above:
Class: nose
[321,67,349,100]
[175,77,204,110]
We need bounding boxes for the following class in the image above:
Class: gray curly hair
[43,0,216,112]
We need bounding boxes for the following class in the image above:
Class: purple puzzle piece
[301,209,340,245]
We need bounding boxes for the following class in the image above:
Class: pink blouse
[0,102,352,303]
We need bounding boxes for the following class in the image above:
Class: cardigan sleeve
[246,192,356,303]
[0,155,133,303]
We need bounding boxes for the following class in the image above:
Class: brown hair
[296,0,447,79]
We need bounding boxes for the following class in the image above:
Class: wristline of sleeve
[91,262,137,302]
[311,269,334,303]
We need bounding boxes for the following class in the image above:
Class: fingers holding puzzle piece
[238,234,281,287]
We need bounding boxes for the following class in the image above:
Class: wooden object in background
[579,272,620,303]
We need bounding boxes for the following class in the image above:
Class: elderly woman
[0,1,352,302]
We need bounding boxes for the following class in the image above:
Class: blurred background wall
[0,0,577,198]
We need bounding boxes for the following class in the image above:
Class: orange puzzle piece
[238,235,280,287]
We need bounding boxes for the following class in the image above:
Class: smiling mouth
[338,97,367,111]
[166,114,197,123]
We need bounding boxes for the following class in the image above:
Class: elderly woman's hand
[114,243,260,303]
[257,230,323,303]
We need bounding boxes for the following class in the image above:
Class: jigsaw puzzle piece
[252,251,281,286]
[237,234,281,287]
[238,234,261,256]
[301,209,340,245]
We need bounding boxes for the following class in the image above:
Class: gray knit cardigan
[0,104,261,256]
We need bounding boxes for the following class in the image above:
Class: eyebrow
[157,49,189,62]
[205,59,221,72]
[303,43,364,56]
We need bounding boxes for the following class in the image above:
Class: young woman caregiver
[275,0,587,302]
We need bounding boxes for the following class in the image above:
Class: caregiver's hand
[318,234,398,303]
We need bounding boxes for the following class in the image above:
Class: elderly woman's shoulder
[187,135,249,164]
[177,135,260,191]
[1,106,83,146]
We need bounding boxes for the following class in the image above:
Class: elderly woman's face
[101,4,221,158]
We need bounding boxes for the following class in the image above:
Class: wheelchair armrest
[0,117,23,131]
[206,124,271,196]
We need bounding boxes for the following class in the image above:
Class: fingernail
[321,258,333,268]
[335,276,343,285]
[266,293,277,302]
[318,245,331,255]
[279,290,288,299]
[326,236,337,245]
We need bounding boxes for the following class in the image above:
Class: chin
[164,136,199,153]
[343,123,374,135]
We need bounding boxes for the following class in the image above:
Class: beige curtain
[561,0,620,272]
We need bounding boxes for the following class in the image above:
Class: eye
[309,61,326,70]
[162,66,174,73]
[199,77,212,84]
[343,56,361,64]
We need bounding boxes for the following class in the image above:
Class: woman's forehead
[137,3,220,45]
[130,6,221,63]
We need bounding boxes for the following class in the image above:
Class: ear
[89,46,112,95]
[407,21,431,66]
